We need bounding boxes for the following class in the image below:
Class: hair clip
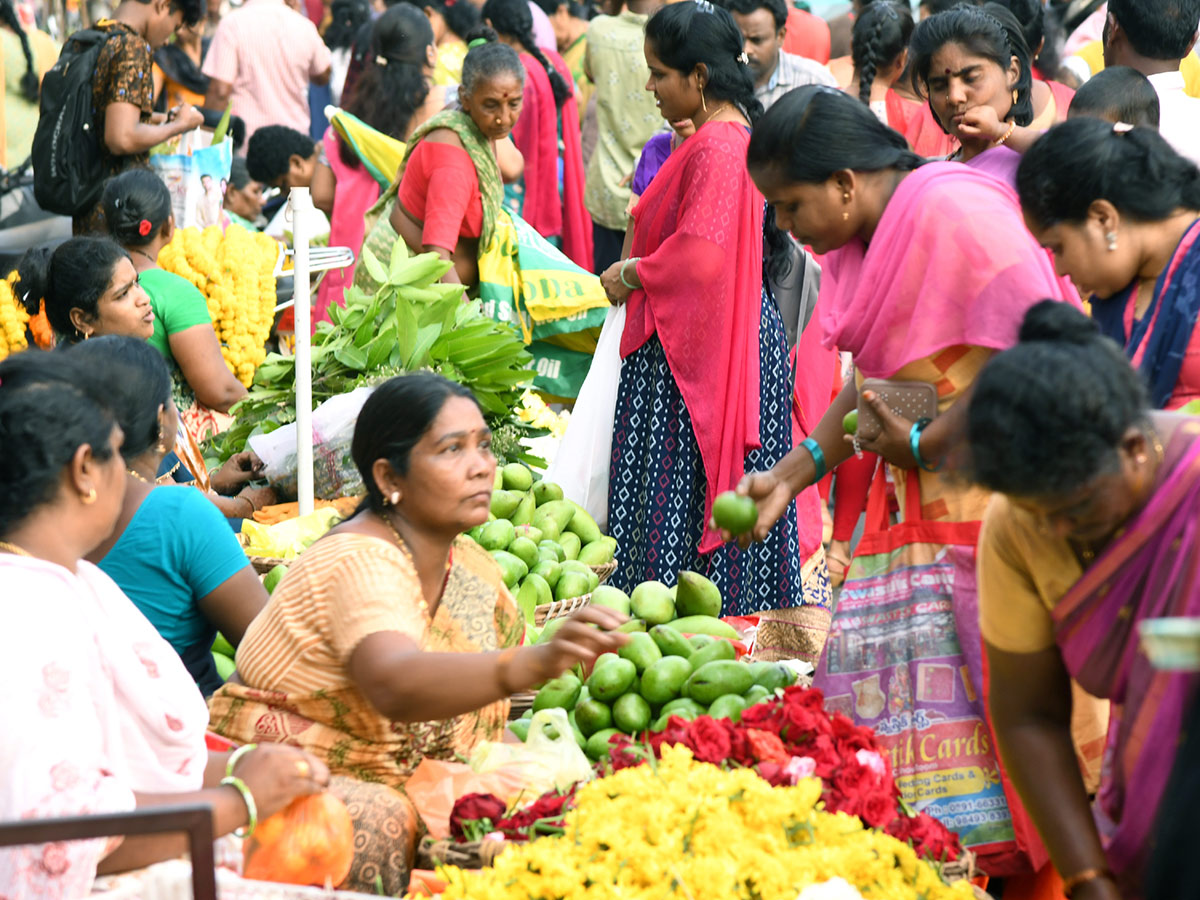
[737,51,748,64]
[695,0,715,12]
[375,55,388,66]
[1113,121,1134,134]
[468,37,489,48]
[137,219,152,237]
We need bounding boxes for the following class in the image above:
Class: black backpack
[32,28,118,217]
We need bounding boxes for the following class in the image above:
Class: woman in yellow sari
[208,373,626,892]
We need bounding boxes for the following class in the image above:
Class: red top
[397,140,485,250]
[885,91,958,159]
[625,122,764,554]
[783,8,831,65]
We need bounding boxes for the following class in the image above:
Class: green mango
[515,578,539,623]
[532,513,563,542]
[490,490,523,520]
[213,651,235,681]
[533,673,582,712]
[513,524,544,545]
[466,523,486,543]
[686,638,737,672]
[530,559,562,590]
[708,693,749,722]
[685,660,756,705]
[590,585,631,615]
[586,656,637,701]
[536,616,569,644]
[502,462,534,492]
[534,500,576,533]
[565,503,603,544]
[508,719,531,742]
[520,708,534,719]
[526,572,553,607]
[749,661,798,691]
[616,618,647,634]
[661,697,708,719]
[559,531,582,561]
[592,652,621,671]
[569,716,588,749]
[493,469,504,491]
[262,563,289,595]
[585,727,622,761]
[479,519,516,552]
[560,559,599,592]
[640,655,693,706]
[688,634,715,651]
[743,685,771,707]
[651,708,700,731]
[630,581,676,626]
[613,692,652,734]
[578,538,616,566]
[576,685,590,705]
[538,539,566,562]
[490,550,528,588]
[211,632,235,658]
[649,624,693,659]
[507,536,540,570]
[554,571,591,602]
[532,480,564,506]
[675,571,723,618]
[618,632,662,674]
[510,491,536,526]
[667,615,739,639]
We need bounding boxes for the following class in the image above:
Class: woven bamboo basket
[416,836,507,871]
[236,535,290,575]
[508,690,536,719]
[534,593,592,626]
[589,560,617,585]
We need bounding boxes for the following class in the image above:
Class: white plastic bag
[248,387,374,501]
[468,709,593,795]
[545,303,625,530]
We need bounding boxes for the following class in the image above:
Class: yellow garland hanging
[0,272,30,361]
[157,225,278,386]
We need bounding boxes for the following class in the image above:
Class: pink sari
[1052,420,1200,895]
[819,162,1070,376]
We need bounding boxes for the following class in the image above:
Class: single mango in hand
[712,491,758,536]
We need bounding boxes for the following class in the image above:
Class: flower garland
[438,745,974,900]
[0,272,29,360]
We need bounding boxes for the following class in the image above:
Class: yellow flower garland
[158,225,278,386]
[437,747,974,900]
[0,272,29,360]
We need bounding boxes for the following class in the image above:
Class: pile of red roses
[449,787,576,844]
[606,685,962,863]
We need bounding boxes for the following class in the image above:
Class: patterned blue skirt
[607,289,823,617]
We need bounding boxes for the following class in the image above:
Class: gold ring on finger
[296,759,311,779]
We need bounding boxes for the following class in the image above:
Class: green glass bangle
[909,418,941,472]
[225,743,258,778]
[221,775,258,838]
[619,257,640,290]
[801,437,827,482]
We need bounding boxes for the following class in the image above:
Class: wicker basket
[508,690,536,719]
[534,593,592,626]
[590,560,617,585]
[236,535,290,575]
[417,836,507,871]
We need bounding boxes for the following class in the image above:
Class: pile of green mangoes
[511,621,798,760]
[469,463,617,622]
[584,569,739,639]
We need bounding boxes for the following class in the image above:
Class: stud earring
[1106,231,1118,251]
[390,491,401,505]
[81,488,97,505]
[842,190,851,222]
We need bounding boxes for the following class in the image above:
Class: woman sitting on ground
[13,236,273,517]
[71,336,267,697]
[970,301,1200,898]
[0,349,326,898]
[209,373,628,892]
[101,168,248,438]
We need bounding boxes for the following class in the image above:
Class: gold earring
[1012,88,1019,104]
[842,190,851,221]
[701,88,707,113]
[81,488,97,505]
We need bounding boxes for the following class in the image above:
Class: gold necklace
[127,468,152,484]
[375,510,451,617]
[0,540,33,557]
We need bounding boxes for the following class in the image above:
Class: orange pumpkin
[242,792,355,887]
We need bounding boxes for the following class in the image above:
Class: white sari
[0,555,209,899]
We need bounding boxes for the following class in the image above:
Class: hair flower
[137,219,152,237]
[738,51,749,65]
[375,55,388,66]
[1113,121,1134,134]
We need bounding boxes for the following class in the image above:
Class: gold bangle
[496,647,521,695]
[996,120,1017,145]
[1062,867,1114,897]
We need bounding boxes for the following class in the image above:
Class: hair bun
[1018,300,1100,346]
[465,24,498,45]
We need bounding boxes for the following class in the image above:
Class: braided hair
[0,0,37,102]
[852,1,913,107]
[482,0,571,108]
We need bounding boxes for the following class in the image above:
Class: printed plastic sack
[150,132,234,229]
[248,387,373,501]
[405,758,540,840]
[545,303,625,528]
[469,709,593,797]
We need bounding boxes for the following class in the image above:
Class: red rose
[606,734,645,771]
[745,729,790,764]
[687,716,733,764]
[782,685,826,711]
[727,724,755,766]
[859,790,898,828]
[886,812,962,862]
[741,699,785,734]
[449,792,507,841]
[756,761,790,787]
[649,716,694,756]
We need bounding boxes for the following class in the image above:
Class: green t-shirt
[142,268,213,362]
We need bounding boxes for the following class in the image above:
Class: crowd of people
[3,0,1200,897]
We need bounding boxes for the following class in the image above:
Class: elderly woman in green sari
[357,33,526,290]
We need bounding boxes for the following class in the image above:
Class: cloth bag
[813,468,1045,877]
[544,303,625,529]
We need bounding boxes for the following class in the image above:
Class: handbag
[856,378,938,441]
[813,468,1047,876]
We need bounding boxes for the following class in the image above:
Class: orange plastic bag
[242,793,354,887]
[404,758,535,840]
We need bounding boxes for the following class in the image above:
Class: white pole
[289,187,315,517]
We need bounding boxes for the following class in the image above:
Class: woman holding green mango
[208,373,627,891]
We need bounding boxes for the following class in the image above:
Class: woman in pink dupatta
[970,302,1200,900]
[599,1,824,641]
[483,0,592,269]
